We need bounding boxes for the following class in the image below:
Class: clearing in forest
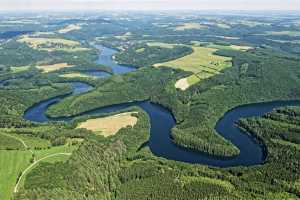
[60,73,91,78]
[175,23,207,31]
[36,63,74,73]
[17,35,89,52]
[154,46,232,90]
[58,24,82,33]
[146,42,176,49]
[77,112,138,137]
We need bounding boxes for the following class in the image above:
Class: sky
[1,0,300,11]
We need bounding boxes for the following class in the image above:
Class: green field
[154,46,232,90]
[0,150,32,200]
[0,131,77,200]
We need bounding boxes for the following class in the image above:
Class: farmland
[154,46,232,90]
[77,112,138,137]
[36,63,74,73]
[174,23,207,31]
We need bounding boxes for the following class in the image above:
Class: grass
[77,112,138,137]
[0,150,32,200]
[0,133,25,150]
[58,24,82,34]
[154,45,232,90]
[12,134,51,149]
[136,48,145,53]
[0,131,78,200]
[175,23,207,31]
[10,66,30,73]
[36,63,74,73]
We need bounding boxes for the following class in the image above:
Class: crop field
[0,150,32,200]
[60,73,92,78]
[77,112,138,137]
[58,24,82,33]
[174,23,207,31]
[154,46,232,90]
[10,66,30,73]
[146,42,176,48]
[36,63,74,73]
[17,35,90,52]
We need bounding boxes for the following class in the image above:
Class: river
[24,44,300,167]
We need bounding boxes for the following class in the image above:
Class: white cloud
[1,0,300,11]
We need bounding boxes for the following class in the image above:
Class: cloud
[1,0,300,11]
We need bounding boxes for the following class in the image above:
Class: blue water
[94,45,136,74]
[23,44,300,167]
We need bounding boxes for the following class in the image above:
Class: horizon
[1,0,300,11]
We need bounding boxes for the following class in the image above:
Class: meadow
[154,45,232,90]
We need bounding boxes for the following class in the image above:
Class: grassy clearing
[155,45,232,90]
[136,48,145,53]
[77,112,138,137]
[147,42,176,49]
[0,133,25,150]
[154,46,232,73]
[60,73,91,78]
[36,63,74,73]
[175,23,207,31]
[207,43,252,51]
[0,150,32,200]
[58,24,82,34]
[12,134,51,149]
[18,35,80,48]
[115,32,132,40]
[17,35,89,52]
[10,66,30,73]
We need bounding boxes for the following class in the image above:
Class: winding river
[23,44,300,167]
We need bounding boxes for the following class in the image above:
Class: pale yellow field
[18,35,80,48]
[60,73,91,78]
[155,46,232,90]
[17,35,89,52]
[175,23,207,31]
[36,63,74,73]
[229,45,252,51]
[147,42,176,49]
[214,35,240,40]
[58,24,82,33]
[175,78,189,90]
[10,66,30,73]
[115,32,132,40]
[77,112,138,137]
[136,48,145,53]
